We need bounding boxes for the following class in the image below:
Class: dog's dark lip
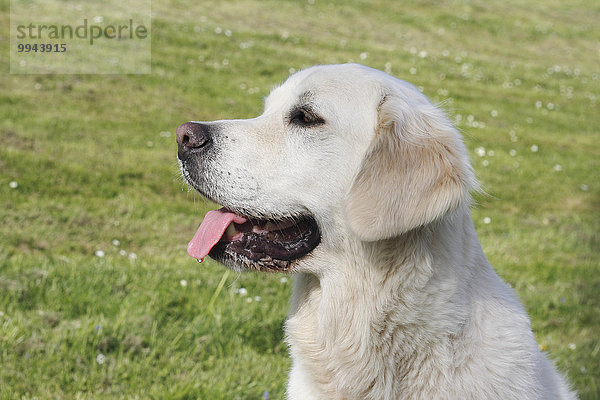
[208,211,321,273]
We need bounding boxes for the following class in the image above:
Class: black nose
[176,122,211,160]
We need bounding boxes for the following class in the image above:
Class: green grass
[1,0,599,398]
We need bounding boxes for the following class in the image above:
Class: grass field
[1,0,599,398]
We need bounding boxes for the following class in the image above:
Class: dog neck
[285,205,488,398]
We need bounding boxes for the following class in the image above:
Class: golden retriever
[176,64,575,399]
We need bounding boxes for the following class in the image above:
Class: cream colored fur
[185,64,575,399]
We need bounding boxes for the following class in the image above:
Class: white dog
[177,64,575,399]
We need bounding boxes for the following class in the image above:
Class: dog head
[177,64,475,272]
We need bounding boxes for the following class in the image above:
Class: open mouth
[187,208,321,272]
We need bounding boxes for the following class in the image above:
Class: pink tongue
[187,208,248,261]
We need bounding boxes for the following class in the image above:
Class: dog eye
[290,108,324,127]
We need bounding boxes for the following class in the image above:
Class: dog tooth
[253,225,268,234]
[225,223,239,239]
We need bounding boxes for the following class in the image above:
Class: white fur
[185,64,576,399]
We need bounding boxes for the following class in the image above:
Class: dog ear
[344,94,475,241]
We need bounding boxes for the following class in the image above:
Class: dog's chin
[208,213,321,273]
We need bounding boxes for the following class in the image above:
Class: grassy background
[1,0,598,398]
